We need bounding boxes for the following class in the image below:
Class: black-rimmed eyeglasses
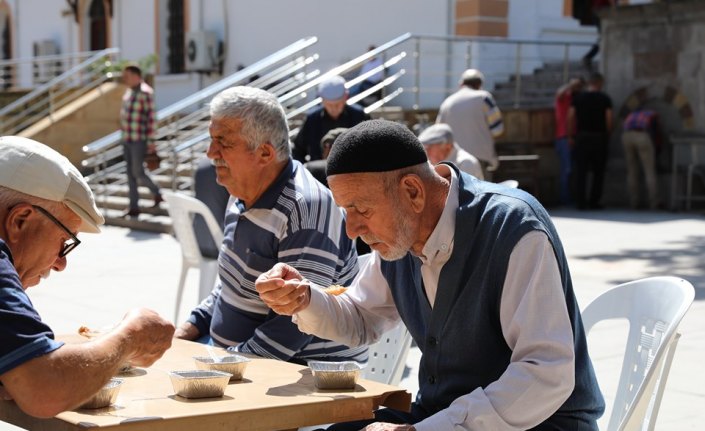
[32,205,81,257]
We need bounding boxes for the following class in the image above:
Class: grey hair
[0,186,68,219]
[209,86,291,161]
[381,162,435,198]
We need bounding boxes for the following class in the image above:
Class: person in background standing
[120,64,162,218]
[436,68,504,180]
[574,0,616,71]
[351,45,384,105]
[554,77,585,205]
[622,108,664,210]
[569,72,613,210]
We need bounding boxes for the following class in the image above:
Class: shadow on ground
[549,208,705,225]
[574,234,705,300]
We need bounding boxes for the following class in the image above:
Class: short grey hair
[381,162,435,198]
[209,86,290,161]
[0,186,69,219]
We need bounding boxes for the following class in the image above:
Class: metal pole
[414,37,421,110]
[466,40,472,69]
[563,44,569,84]
[514,43,522,109]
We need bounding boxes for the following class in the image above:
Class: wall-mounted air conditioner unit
[33,40,59,57]
[32,40,60,84]
[185,31,218,72]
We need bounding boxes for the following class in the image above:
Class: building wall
[196,0,448,76]
[602,1,705,134]
[5,0,599,110]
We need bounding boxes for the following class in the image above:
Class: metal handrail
[401,33,594,109]
[285,53,407,119]
[0,49,107,67]
[278,33,412,106]
[0,48,119,119]
[0,50,106,91]
[82,37,318,157]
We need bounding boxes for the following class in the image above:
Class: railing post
[563,44,570,84]
[466,40,473,69]
[514,43,522,109]
[414,37,421,110]
[171,147,178,192]
[48,86,55,119]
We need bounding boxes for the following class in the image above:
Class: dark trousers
[555,137,573,204]
[323,403,429,431]
[574,132,608,209]
[322,403,598,430]
[123,141,161,211]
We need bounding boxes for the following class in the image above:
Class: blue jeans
[555,137,572,205]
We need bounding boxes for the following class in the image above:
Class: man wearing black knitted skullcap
[256,119,604,431]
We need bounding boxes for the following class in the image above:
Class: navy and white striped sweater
[188,159,367,364]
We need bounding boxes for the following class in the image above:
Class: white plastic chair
[163,191,224,322]
[362,319,413,386]
[581,276,694,431]
[350,253,413,386]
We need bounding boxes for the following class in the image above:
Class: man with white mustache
[174,86,366,365]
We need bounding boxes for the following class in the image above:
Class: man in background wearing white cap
[437,69,504,180]
[0,136,174,418]
[418,123,484,180]
[292,75,369,163]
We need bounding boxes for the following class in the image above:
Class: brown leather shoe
[124,209,140,217]
[152,194,164,208]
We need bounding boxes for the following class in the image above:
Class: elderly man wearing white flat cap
[0,136,174,418]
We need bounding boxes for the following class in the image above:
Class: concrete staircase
[493,61,587,109]
[98,107,410,234]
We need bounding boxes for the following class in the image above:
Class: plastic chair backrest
[356,252,413,386]
[581,276,694,431]
[163,191,224,265]
[362,319,412,386]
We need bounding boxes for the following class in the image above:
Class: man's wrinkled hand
[119,308,175,367]
[256,264,310,315]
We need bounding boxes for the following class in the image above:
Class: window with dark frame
[89,0,107,51]
[166,0,185,74]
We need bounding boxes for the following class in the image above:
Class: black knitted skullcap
[326,120,428,176]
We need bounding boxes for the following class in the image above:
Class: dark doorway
[166,0,185,73]
[1,15,11,88]
[89,0,107,51]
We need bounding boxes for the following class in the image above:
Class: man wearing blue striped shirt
[174,86,366,364]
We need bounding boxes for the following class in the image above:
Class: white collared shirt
[295,165,574,430]
[417,167,458,307]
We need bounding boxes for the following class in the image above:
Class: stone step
[102,207,173,234]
